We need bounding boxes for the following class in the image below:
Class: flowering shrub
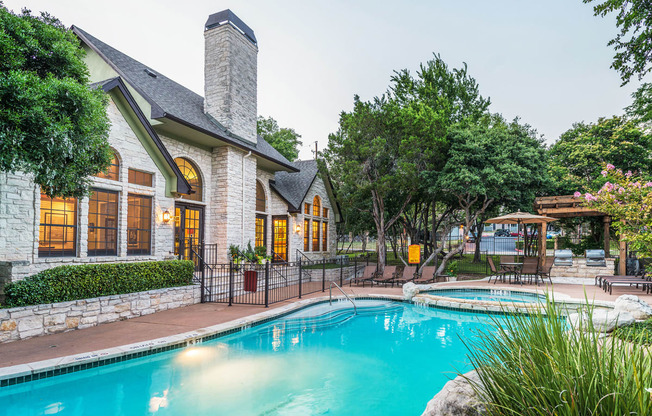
[578,164,652,261]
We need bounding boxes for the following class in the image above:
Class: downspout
[242,151,252,247]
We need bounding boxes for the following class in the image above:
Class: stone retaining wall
[0,285,201,343]
[551,258,615,278]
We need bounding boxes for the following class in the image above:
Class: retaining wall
[0,285,201,343]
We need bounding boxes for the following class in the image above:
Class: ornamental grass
[464,297,652,415]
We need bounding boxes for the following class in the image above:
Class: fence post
[353,255,357,287]
[298,259,303,299]
[228,261,234,306]
[322,258,326,292]
[339,257,343,287]
[200,252,205,303]
[264,261,270,308]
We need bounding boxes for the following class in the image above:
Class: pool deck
[1,279,650,370]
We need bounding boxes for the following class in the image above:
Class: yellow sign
[408,244,421,264]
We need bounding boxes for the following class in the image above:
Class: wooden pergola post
[619,220,627,276]
[538,222,547,266]
[603,216,610,256]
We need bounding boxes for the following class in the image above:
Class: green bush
[558,236,602,256]
[465,297,652,415]
[3,260,194,308]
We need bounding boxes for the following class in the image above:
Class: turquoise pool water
[0,300,497,416]
[425,288,545,303]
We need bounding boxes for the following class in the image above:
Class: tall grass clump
[465,297,652,415]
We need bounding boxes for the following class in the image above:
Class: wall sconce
[162,210,171,223]
[294,224,301,234]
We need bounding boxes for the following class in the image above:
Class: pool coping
[0,288,613,387]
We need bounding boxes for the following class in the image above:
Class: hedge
[2,260,194,308]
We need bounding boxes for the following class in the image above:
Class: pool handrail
[329,282,357,315]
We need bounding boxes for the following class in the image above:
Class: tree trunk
[473,221,485,263]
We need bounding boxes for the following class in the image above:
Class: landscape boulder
[422,370,486,416]
[568,309,635,333]
[403,282,435,300]
[613,295,652,320]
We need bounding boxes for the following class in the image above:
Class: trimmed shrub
[2,260,194,308]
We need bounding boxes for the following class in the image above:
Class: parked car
[494,229,510,237]
[546,230,561,239]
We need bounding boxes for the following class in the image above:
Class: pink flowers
[573,191,582,198]
[626,170,633,178]
[606,164,615,170]
[601,170,608,177]
[584,193,598,202]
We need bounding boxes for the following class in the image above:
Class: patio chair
[500,255,515,264]
[487,257,509,284]
[600,273,651,295]
[413,266,437,284]
[517,257,539,285]
[535,258,554,285]
[394,265,417,285]
[372,265,398,287]
[351,265,377,286]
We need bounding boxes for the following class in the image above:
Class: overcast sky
[4,0,648,160]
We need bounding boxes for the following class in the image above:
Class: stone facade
[298,175,337,260]
[0,285,200,343]
[551,258,615,278]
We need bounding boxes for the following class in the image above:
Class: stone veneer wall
[551,258,616,278]
[300,175,337,261]
[0,285,201,343]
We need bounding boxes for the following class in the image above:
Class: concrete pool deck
[1,279,650,371]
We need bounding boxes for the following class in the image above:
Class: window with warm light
[255,181,266,212]
[174,157,202,201]
[39,192,77,257]
[88,189,119,256]
[322,222,328,251]
[304,203,310,215]
[128,169,153,187]
[127,194,152,255]
[312,196,321,217]
[255,215,266,248]
[312,220,320,252]
[323,207,329,218]
[304,219,310,251]
[95,150,120,181]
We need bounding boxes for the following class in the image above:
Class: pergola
[533,195,626,275]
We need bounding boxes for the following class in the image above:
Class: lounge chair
[413,266,437,284]
[600,273,650,295]
[488,257,508,284]
[394,265,417,285]
[351,265,377,286]
[372,265,397,287]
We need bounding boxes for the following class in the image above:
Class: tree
[626,82,652,122]
[580,164,652,264]
[0,5,112,198]
[585,0,652,85]
[256,116,302,162]
[547,116,652,194]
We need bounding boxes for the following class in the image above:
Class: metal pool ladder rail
[329,282,357,315]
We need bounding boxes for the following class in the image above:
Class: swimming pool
[0,300,497,416]
[425,288,545,303]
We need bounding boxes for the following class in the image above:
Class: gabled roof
[271,160,320,211]
[72,26,298,173]
[93,77,193,196]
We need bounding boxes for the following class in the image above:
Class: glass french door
[174,203,204,261]
[272,216,288,262]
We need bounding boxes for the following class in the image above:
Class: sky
[4,0,648,160]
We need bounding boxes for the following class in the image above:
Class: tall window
[312,196,321,217]
[312,220,320,252]
[88,189,119,256]
[322,222,328,252]
[95,150,120,181]
[304,203,311,215]
[127,194,152,255]
[323,207,329,218]
[255,215,266,248]
[174,157,202,201]
[304,219,310,251]
[39,193,77,257]
[128,169,153,187]
[256,181,266,212]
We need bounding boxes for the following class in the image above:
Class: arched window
[96,149,120,181]
[174,157,202,201]
[312,195,321,217]
[256,181,266,212]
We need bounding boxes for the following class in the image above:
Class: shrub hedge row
[2,260,194,308]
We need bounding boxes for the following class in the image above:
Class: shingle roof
[72,26,297,172]
[271,160,320,211]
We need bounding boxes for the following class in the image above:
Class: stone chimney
[204,10,258,144]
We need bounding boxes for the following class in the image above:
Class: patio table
[500,262,523,284]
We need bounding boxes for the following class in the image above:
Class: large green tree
[547,116,652,194]
[584,0,652,85]
[256,116,302,162]
[0,5,112,198]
